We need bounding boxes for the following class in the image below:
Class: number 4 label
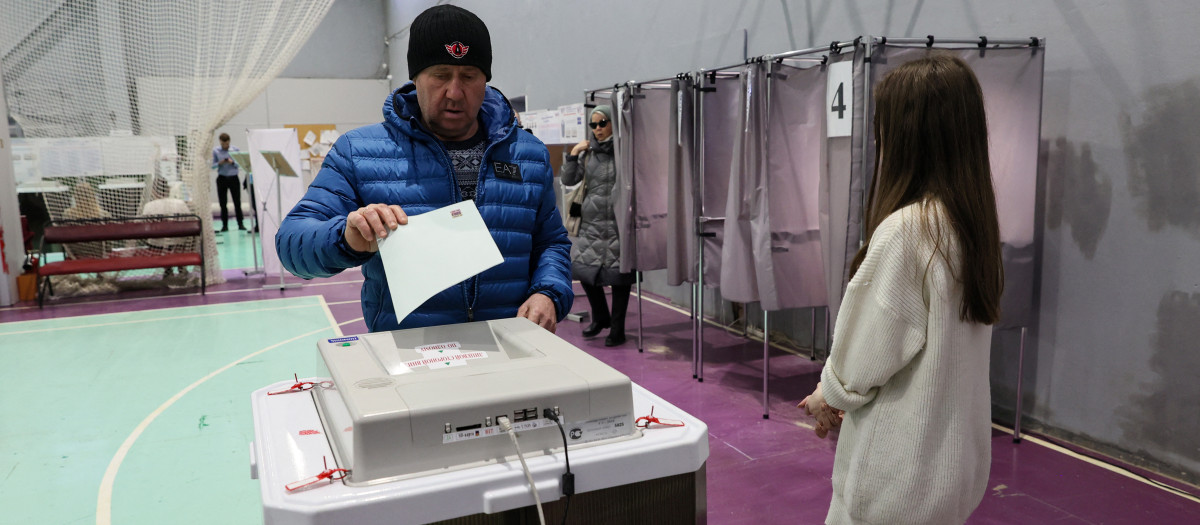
[827,60,853,138]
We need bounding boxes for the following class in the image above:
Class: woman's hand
[799,382,845,439]
[570,139,589,156]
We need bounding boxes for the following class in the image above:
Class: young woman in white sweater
[800,54,1005,524]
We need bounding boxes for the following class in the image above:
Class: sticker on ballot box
[327,336,359,343]
[567,414,631,442]
[415,341,461,353]
[442,418,553,444]
[404,350,489,369]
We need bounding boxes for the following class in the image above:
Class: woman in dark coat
[560,105,634,346]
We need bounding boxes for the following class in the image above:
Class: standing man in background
[275,4,573,333]
[211,132,245,232]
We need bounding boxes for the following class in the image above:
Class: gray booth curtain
[720,64,768,303]
[615,84,672,274]
[721,61,831,311]
[667,76,697,286]
[696,73,741,287]
[868,44,1045,329]
[819,45,869,328]
[758,61,829,311]
[613,87,635,272]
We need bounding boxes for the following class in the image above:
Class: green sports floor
[0,232,349,524]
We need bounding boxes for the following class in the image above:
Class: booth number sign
[826,60,853,138]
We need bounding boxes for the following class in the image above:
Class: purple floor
[4,271,1199,524]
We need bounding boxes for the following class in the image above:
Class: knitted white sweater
[821,202,992,525]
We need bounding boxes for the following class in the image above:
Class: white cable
[498,416,545,525]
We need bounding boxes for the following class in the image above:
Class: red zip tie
[268,374,332,395]
[285,456,349,492]
[635,406,685,429]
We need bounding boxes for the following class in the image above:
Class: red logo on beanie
[445,41,469,59]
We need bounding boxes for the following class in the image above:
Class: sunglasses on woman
[589,119,609,129]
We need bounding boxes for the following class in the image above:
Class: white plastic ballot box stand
[251,381,709,524]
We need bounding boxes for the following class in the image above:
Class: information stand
[229,151,263,275]
[258,150,301,291]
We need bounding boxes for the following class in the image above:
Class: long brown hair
[850,53,1004,325]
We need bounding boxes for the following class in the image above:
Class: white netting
[1,0,333,294]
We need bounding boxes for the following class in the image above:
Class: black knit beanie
[407,5,492,81]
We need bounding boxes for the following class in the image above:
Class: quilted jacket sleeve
[276,135,374,278]
[560,152,583,186]
[526,159,575,321]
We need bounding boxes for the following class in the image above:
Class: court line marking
[633,292,813,358]
[0,275,363,312]
[989,423,1200,504]
[318,296,344,338]
[640,289,1200,503]
[0,301,320,337]
[724,441,754,461]
[338,317,365,328]
[96,312,340,524]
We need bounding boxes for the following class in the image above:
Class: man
[211,133,245,231]
[276,5,572,333]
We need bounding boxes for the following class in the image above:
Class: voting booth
[251,318,709,524]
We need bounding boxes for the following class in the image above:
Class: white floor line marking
[641,290,1200,504]
[0,302,318,337]
[318,296,344,338]
[325,299,362,306]
[725,441,754,461]
[338,317,365,328]
[0,295,321,330]
[205,279,365,295]
[96,324,334,525]
[0,276,364,312]
[989,423,1200,504]
[634,292,813,358]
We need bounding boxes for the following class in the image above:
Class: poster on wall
[518,110,539,134]
[11,140,36,185]
[559,103,586,143]
[534,110,563,144]
[36,139,104,178]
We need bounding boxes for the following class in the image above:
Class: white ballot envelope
[376,200,504,324]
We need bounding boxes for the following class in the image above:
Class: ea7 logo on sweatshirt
[445,41,469,59]
[493,161,522,181]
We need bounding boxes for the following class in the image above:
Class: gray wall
[281,0,388,79]
[387,0,1200,482]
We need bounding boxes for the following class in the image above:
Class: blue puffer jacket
[276,83,573,332]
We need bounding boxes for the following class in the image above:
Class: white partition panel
[248,128,304,277]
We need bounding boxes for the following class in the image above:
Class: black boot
[583,321,610,338]
[605,284,631,346]
[604,328,626,346]
[581,282,611,338]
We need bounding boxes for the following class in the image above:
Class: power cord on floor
[544,408,575,525]
[498,416,545,525]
